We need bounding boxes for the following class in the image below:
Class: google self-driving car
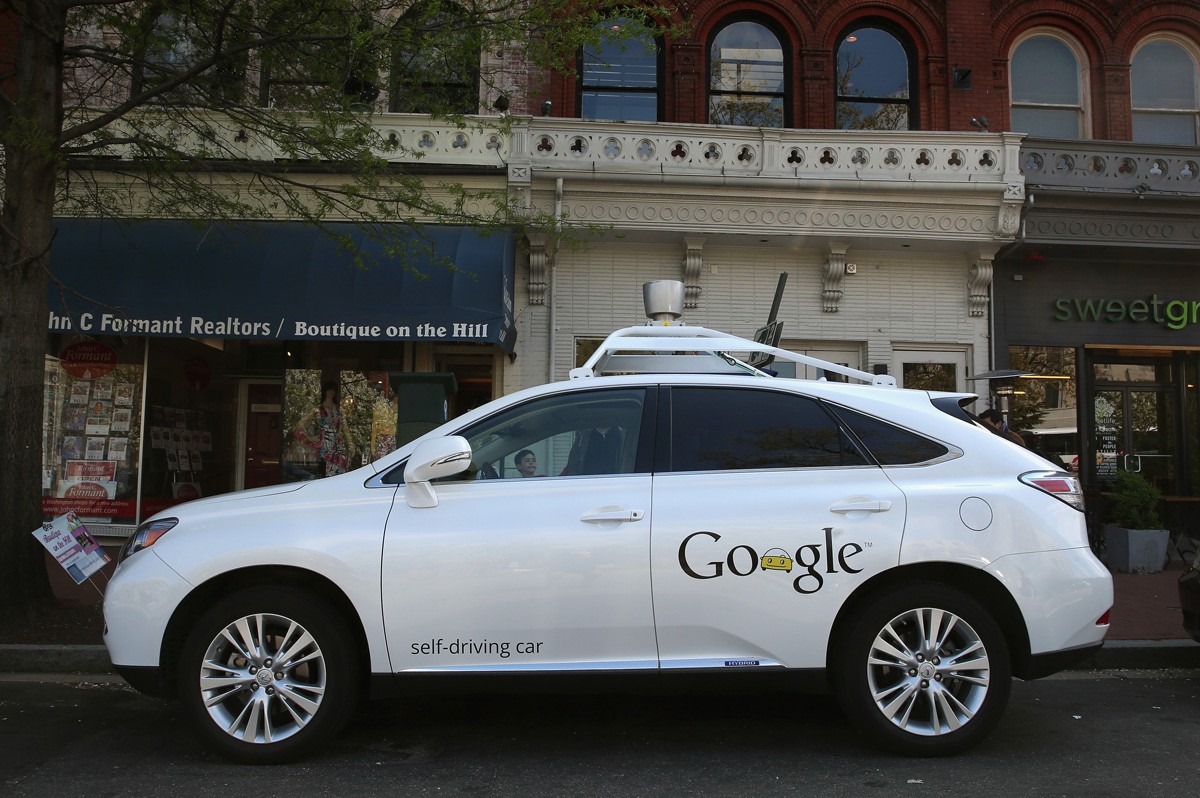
[103,280,1112,763]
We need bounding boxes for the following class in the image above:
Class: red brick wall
[539,0,1200,140]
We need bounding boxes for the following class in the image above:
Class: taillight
[1096,609,1111,626]
[1019,470,1085,512]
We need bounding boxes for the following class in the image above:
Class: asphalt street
[1,669,1197,797]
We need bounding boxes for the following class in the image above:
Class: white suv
[103,282,1112,763]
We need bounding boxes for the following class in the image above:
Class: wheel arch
[159,565,372,699]
[829,562,1036,679]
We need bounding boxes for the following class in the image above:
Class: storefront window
[1008,346,1078,470]
[43,336,145,526]
[141,338,241,514]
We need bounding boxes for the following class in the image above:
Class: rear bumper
[1021,642,1105,680]
[985,547,1113,663]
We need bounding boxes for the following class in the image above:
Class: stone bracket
[823,242,849,312]
[968,248,996,318]
[682,235,704,308]
[528,232,548,305]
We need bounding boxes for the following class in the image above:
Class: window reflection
[1010,34,1084,138]
[581,18,658,121]
[669,388,863,470]
[836,27,912,130]
[389,3,479,114]
[1009,346,1078,471]
[1132,39,1199,145]
[709,21,786,127]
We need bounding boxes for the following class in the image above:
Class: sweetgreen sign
[1054,295,1200,330]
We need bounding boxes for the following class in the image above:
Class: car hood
[150,482,309,519]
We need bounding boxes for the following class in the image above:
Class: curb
[1077,639,1200,670]
[0,644,111,674]
[2,640,1199,676]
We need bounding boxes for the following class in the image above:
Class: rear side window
[667,387,868,471]
[828,404,949,465]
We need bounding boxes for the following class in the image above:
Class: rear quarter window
[827,404,950,465]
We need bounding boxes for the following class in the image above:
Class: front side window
[1010,33,1086,138]
[667,388,866,472]
[835,25,913,130]
[580,18,659,121]
[396,387,650,483]
[708,20,786,127]
[1132,38,1200,145]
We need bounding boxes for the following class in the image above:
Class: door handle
[580,507,646,524]
[830,499,893,514]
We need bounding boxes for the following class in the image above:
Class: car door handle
[829,499,893,514]
[580,507,646,524]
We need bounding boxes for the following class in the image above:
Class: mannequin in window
[296,380,350,477]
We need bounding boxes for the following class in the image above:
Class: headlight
[118,518,179,563]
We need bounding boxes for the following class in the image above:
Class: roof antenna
[643,280,686,324]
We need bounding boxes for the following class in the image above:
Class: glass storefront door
[1090,355,1179,496]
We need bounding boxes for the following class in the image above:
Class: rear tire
[177,587,360,764]
[833,582,1011,756]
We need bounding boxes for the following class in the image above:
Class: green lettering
[1129,300,1149,322]
[1073,299,1105,321]
[1053,298,1071,321]
[1105,299,1127,323]
[1166,300,1188,330]
[1151,294,1165,323]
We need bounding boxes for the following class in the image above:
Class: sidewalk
[1079,557,1200,669]
[1,561,1197,674]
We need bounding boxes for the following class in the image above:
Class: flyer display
[32,512,111,585]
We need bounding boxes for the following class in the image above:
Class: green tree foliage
[0,0,669,611]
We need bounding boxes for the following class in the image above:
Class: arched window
[258,12,380,110]
[1010,33,1087,138]
[835,25,914,130]
[389,3,479,114]
[708,20,787,128]
[579,18,659,121]
[1132,37,1200,145]
[132,7,246,104]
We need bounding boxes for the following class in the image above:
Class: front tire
[834,583,1011,756]
[177,587,360,764]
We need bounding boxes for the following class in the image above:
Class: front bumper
[103,550,192,673]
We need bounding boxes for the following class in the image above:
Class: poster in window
[85,437,107,460]
[92,378,113,400]
[61,436,83,462]
[69,381,90,405]
[85,400,112,435]
[63,406,87,432]
[166,449,179,470]
[190,451,203,471]
[107,437,129,462]
[111,407,132,433]
[177,449,191,471]
[114,383,134,407]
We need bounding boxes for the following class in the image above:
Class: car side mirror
[404,436,472,508]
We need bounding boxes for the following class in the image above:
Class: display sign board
[32,512,111,585]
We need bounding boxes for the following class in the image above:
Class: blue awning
[48,219,516,351]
